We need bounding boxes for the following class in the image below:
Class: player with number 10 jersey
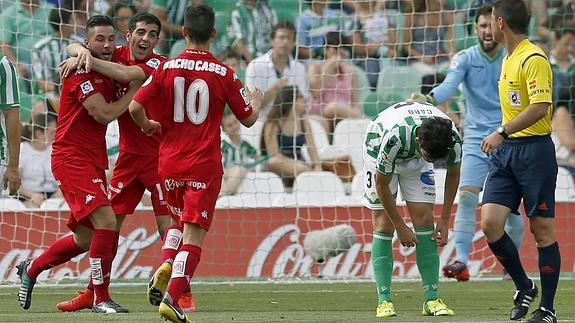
[132,28,254,230]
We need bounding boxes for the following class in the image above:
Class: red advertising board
[1,204,573,282]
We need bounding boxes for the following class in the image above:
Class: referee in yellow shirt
[480,1,560,322]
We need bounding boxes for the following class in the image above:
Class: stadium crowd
[0,0,574,201]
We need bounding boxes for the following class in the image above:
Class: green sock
[372,231,394,303]
[415,226,439,302]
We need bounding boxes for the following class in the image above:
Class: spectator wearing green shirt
[0,0,54,80]
[220,114,260,196]
[229,0,277,63]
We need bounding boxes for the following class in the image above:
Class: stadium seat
[293,171,346,207]
[307,118,330,152]
[332,118,370,174]
[377,63,422,106]
[348,63,372,104]
[555,167,575,202]
[40,198,69,211]
[0,198,27,211]
[240,119,264,151]
[362,91,388,118]
[236,171,286,207]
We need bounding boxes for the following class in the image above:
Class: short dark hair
[271,21,296,40]
[492,0,530,35]
[418,117,454,161]
[128,12,162,34]
[475,4,493,23]
[184,4,215,44]
[49,7,73,32]
[86,15,115,34]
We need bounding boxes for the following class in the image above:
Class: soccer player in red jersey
[16,16,138,314]
[129,5,262,322]
[58,12,195,313]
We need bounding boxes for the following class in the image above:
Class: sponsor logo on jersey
[529,79,537,89]
[80,80,94,95]
[420,170,435,186]
[240,88,249,105]
[92,178,103,184]
[201,210,208,219]
[146,58,160,69]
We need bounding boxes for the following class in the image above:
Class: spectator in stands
[108,1,137,46]
[218,48,245,82]
[296,0,352,60]
[31,6,80,97]
[403,0,455,75]
[261,86,322,186]
[550,26,575,105]
[0,0,55,81]
[18,113,60,208]
[220,114,263,196]
[351,0,397,89]
[62,0,88,40]
[229,0,277,63]
[152,0,205,54]
[245,21,308,118]
[308,32,362,134]
[552,75,575,180]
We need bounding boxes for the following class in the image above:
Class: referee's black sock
[538,241,560,312]
[488,232,532,290]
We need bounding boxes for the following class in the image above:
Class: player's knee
[529,218,556,247]
[73,231,92,250]
[480,216,504,242]
[89,206,117,230]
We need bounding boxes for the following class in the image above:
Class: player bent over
[57,12,195,313]
[16,16,137,313]
[363,99,462,317]
[129,4,262,322]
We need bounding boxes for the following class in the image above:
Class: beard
[480,39,497,52]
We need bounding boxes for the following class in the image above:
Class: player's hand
[247,86,264,109]
[75,47,93,72]
[141,119,161,136]
[59,57,78,79]
[433,219,449,247]
[2,165,21,195]
[480,131,504,156]
[396,224,417,248]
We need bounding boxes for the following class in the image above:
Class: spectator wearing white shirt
[245,21,308,118]
[18,113,61,208]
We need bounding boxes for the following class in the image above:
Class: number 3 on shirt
[173,77,209,124]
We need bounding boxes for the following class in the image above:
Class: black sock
[488,232,531,290]
[538,242,560,312]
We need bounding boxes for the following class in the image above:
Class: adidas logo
[538,202,549,211]
[540,265,555,273]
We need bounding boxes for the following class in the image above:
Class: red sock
[28,235,86,280]
[87,232,119,292]
[166,244,201,304]
[161,225,182,264]
[89,229,116,304]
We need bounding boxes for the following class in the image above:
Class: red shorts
[109,151,169,216]
[52,162,110,232]
[164,176,221,231]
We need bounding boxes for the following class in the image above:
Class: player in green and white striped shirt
[363,100,461,318]
[0,54,22,195]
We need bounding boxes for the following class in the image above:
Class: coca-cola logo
[247,224,489,278]
[0,228,160,282]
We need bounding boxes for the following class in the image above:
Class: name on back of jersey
[163,58,227,76]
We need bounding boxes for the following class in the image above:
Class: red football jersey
[133,49,253,180]
[52,69,116,170]
[112,45,166,156]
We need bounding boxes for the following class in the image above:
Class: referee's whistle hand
[481,132,503,156]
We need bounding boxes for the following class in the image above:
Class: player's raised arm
[83,81,140,124]
[239,87,263,127]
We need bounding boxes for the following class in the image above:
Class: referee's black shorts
[482,135,557,217]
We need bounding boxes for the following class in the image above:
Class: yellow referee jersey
[499,39,553,138]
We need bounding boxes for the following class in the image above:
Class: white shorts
[362,158,436,210]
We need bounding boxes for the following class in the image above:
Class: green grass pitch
[0,280,574,322]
